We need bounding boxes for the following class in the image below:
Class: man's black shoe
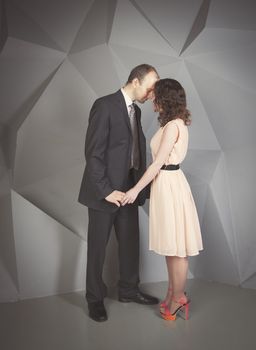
[88,301,107,322]
[119,291,159,305]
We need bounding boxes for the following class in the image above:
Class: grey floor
[0,279,256,350]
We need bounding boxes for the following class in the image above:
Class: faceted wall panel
[0,137,19,302]
[1,0,256,301]
[11,191,86,300]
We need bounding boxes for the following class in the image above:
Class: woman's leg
[169,256,188,313]
[163,256,173,305]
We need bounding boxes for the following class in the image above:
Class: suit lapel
[115,90,132,133]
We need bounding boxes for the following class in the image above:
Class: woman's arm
[121,121,179,205]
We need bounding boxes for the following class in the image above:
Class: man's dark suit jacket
[78,89,149,212]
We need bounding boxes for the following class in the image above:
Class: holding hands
[105,188,139,207]
[105,190,125,207]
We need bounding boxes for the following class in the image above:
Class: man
[78,64,159,322]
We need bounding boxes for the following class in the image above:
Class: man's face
[134,71,159,103]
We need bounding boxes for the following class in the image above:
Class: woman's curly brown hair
[154,79,191,127]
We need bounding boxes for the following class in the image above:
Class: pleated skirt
[149,169,203,257]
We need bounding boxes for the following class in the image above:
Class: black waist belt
[160,164,180,170]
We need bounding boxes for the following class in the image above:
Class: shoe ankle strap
[172,295,187,305]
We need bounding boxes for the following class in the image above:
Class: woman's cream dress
[149,118,203,257]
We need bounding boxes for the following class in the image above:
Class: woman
[121,78,203,321]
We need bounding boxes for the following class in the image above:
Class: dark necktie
[129,103,140,170]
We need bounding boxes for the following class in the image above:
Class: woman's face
[153,97,163,113]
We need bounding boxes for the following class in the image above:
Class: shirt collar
[121,88,133,108]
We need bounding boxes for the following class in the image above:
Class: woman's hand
[121,187,139,206]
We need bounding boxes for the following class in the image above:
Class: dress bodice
[150,118,188,165]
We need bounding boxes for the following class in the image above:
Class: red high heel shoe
[160,296,190,321]
[159,289,187,311]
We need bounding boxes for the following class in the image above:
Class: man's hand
[121,187,139,206]
[105,190,125,207]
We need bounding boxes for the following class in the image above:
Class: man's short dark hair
[126,64,158,84]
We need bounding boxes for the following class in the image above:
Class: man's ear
[132,78,140,87]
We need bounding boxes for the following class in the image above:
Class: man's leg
[114,204,158,305]
[114,202,140,298]
[86,208,115,303]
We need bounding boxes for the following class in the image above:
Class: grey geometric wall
[1,0,256,301]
